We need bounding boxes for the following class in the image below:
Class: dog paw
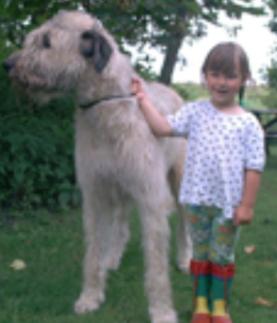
[150,308,178,323]
[103,254,122,271]
[177,258,190,273]
[74,289,104,314]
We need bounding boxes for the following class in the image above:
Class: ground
[0,148,276,323]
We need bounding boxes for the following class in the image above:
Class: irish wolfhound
[4,10,192,323]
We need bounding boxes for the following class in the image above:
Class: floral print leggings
[187,205,240,265]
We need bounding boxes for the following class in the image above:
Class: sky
[172,13,276,84]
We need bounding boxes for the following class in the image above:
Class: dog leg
[176,208,193,273]
[168,157,192,273]
[103,204,130,271]
[140,203,178,323]
[74,192,107,314]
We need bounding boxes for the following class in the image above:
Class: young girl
[132,42,265,323]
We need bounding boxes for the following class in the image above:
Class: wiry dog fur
[4,10,192,323]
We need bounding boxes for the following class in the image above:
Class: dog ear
[80,30,112,73]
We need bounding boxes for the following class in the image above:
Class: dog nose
[3,59,14,72]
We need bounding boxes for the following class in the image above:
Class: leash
[79,93,135,110]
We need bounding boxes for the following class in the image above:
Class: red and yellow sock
[210,263,235,318]
[190,260,211,314]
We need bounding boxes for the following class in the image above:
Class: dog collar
[79,93,135,110]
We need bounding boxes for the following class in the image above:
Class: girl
[132,42,265,323]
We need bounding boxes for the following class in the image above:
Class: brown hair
[201,42,251,82]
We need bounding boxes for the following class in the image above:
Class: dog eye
[42,33,51,49]
[81,31,91,40]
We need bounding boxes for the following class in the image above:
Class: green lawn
[0,149,277,323]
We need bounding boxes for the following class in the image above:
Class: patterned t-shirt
[167,100,265,219]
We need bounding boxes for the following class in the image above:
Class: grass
[174,82,273,109]
[0,149,277,323]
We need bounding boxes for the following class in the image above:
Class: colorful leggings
[187,205,240,265]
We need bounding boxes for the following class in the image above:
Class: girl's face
[204,65,244,108]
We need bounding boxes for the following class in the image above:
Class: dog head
[3,10,115,104]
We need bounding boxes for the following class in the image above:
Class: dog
[3,10,192,323]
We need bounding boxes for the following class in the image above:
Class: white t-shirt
[167,100,265,219]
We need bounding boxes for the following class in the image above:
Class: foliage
[260,59,277,107]
[265,59,277,88]
[173,82,208,101]
[0,1,264,45]
[244,85,269,109]
[260,1,277,102]
[0,0,77,47]
[0,0,265,83]
[0,149,276,322]
[0,69,79,212]
[267,0,277,33]
[173,82,269,107]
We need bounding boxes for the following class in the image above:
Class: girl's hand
[233,205,254,226]
[131,77,149,104]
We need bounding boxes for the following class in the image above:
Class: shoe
[212,314,232,323]
[210,263,234,323]
[191,312,211,323]
[190,260,211,323]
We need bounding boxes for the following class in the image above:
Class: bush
[173,82,208,101]
[260,59,277,108]
[0,70,79,211]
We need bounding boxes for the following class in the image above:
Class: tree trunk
[159,32,184,85]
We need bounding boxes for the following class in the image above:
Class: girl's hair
[201,42,251,105]
[201,42,251,81]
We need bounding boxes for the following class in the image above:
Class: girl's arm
[233,169,262,226]
[132,78,172,136]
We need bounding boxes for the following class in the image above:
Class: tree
[144,0,264,84]
[1,0,264,84]
[87,0,264,84]
[256,1,277,107]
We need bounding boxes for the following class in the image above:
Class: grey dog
[4,10,192,323]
